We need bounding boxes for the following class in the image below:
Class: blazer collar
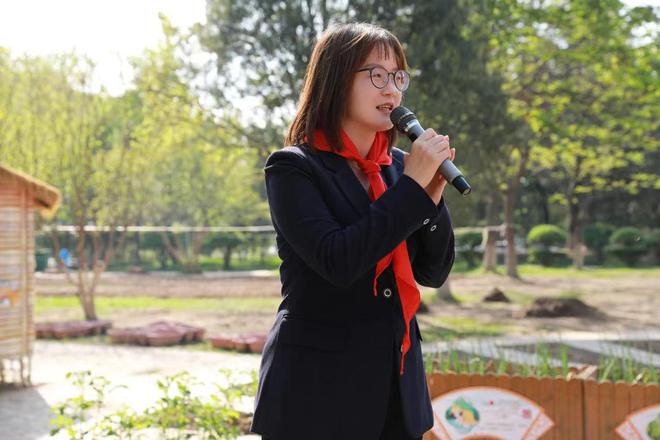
[316,148,396,216]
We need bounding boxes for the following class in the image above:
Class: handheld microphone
[390,106,471,196]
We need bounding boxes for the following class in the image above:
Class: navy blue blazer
[251,143,455,440]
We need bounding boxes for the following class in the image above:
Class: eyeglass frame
[356,66,410,92]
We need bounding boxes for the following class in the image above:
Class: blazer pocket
[278,315,348,352]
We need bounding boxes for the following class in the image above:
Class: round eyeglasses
[356,66,410,92]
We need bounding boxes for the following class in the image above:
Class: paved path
[2,330,659,439]
[0,342,262,440]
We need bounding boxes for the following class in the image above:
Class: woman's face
[343,46,403,134]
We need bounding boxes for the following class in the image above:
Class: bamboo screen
[0,176,35,384]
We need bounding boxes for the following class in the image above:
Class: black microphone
[390,106,471,196]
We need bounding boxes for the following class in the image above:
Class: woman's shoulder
[264,143,317,170]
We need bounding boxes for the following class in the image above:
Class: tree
[0,53,140,320]
[132,17,267,272]
[523,0,659,268]
[198,0,515,230]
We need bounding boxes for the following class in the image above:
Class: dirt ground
[35,270,660,338]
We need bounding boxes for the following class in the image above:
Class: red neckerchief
[311,129,420,375]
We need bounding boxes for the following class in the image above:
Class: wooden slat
[566,379,584,440]
[455,373,470,392]
[534,377,561,440]
[598,380,615,440]
[629,383,647,413]
[645,384,660,405]
[584,380,599,440]
[613,381,630,434]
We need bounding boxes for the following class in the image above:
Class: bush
[527,225,569,267]
[645,230,660,262]
[527,225,568,247]
[605,227,648,267]
[528,248,571,267]
[610,227,645,247]
[583,223,615,263]
[455,229,483,268]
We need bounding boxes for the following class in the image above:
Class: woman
[251,22,455,440]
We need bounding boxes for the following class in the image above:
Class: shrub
[583,223,615,263]
[527,225,568,247]
[605,227,648,267]
[527,225,569,267]
[455,229,483,268]
[645,230,660,262]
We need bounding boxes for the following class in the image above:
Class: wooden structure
[423,373,660,440]
[0,164,60,385]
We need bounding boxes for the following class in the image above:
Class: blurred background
[0,1,658,438]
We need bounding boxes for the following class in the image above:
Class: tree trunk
[132,231,142,266]
[503,193,519,279]
[569,199,584,270]
[223,245,234,270]
[482,226,499,271]
[503,143,530,279]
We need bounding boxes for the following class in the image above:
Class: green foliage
[424,344,659,385]
[527,225,568,247]
[455,230,483,248]
[648,414,660,440]
[50,369,257,440]
[606,226,648,266]
[610,227,645,247]
[583,223,615,262]
[527,225,569,267]
[646,230,660,261]
[455,229,483,268]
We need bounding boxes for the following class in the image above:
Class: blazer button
[423,218,430,225]
[383,288,392,298]
[430,225,437,232]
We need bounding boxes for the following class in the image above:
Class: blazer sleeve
[408,198,455,288]
[265,148,438,288]
[389,147,455,288]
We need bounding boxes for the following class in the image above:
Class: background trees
[0,0,657,318]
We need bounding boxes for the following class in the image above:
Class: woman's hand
[423,146,456,204]
[403,132,455,204]
[403,129,451,188]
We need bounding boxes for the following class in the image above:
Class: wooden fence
[423,373,660,440]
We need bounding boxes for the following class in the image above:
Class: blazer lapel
[316,148,401,217]
[318,151,372,216]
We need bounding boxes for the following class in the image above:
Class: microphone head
[390,106,417,132]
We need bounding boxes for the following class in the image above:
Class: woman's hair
[285,22,408,152]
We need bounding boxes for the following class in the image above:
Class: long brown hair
[285,22,408,152]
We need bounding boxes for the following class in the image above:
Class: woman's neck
[342,123,376,159]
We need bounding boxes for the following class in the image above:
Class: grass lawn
[36,296,281,318]
[453,264,660,278]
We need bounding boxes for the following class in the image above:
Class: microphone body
[390,106,471,196]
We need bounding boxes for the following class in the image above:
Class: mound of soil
[524,297,598,318]
[482,287,511,303]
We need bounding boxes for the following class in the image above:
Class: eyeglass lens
[370,67,409,91]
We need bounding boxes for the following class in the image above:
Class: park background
[0,0,658,439]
